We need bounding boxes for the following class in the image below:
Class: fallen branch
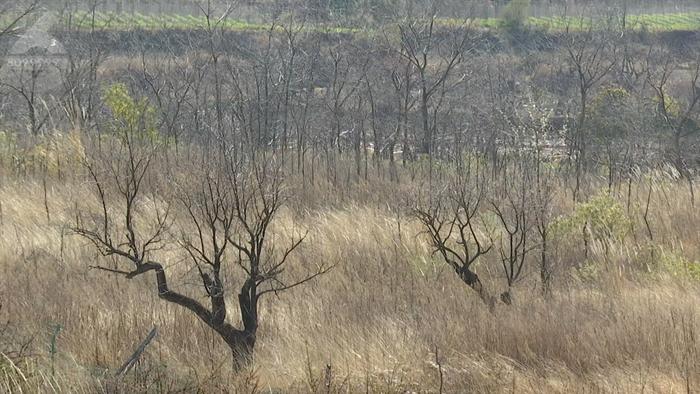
[115,327,158,377]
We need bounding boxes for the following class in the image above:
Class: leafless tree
[73,96,331,367]
[1,68,50,135]
[491,165,534,305]
[394,13,473,156]
[321,44,367,183]
[176,151,333,367]
[645,50,700,205]
[278,15,306,158]
[531,151,557,297]
[415,166,495,309]
[60,4,109,132]
[137,51,194,148]
[326,45,366,155]
[388,45,418,168]
[0,2,37,40]
[562,22,619,200]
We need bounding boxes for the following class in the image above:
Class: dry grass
[0,167,699,392]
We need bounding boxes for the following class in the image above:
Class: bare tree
[646,50,700,205]
[58,1,109,131]
[388,46,418,169]
[394,13,472,156]
[315,44,367,184]
[73,90,331,367]
[177,151,333,366]
[532,154,557,298]
[562,22,619,200]
[278,15,306,158]
[491,165,534,305]
[326,45,366,155]
[415,166,495,309]
[0,2,37,40]
[137,50,194,148]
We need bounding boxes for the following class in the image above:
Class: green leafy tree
[103,83,159,143]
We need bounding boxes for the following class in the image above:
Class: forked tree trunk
[217,325,256,370]
[146,263,259,371]
[227,278,259,369]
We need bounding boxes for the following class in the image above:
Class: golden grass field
[0,143,699,392]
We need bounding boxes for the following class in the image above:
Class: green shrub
[103,83,162,144]
[500,0,531,30]
[551,192,631,244]
[577,259,602,282]
[644,244,700,281]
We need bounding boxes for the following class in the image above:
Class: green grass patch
[52,10,700,34]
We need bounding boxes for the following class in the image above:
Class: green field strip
[45,10,700,34]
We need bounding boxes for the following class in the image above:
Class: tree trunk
[574,89,588,202]
[457,267,495,311]
[217,324,256,370]
[540,230,551,298]
[232,278,259,368]
[144,263,259,371]
[500,288,514,305]
[420,78,431,155]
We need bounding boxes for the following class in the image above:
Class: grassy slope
[0,149,699,392]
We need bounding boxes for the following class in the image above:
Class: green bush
[500,0,531,30]
[103,83,162,144]
[644,244,700,281]
[577,259,602,282]
[551,192,631,244]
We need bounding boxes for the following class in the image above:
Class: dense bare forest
[0,0,699,392]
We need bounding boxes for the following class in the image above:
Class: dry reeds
[0,157,698,393]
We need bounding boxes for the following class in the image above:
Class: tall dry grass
[0,159,699,392]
